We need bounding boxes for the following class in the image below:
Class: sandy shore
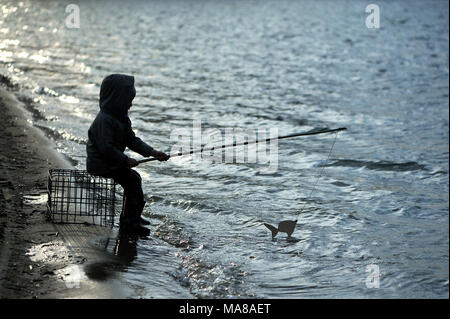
[0,82,128,298]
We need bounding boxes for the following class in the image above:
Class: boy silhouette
[86,74,169,235]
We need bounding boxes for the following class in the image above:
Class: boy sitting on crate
[86,74,169,236]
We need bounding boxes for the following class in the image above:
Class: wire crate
[46,169,122,227]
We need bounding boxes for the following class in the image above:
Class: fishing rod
[137,127,347,165]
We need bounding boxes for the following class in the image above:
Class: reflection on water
[1,0,448,298]
[114,235,138,265]
[83,234,139,282]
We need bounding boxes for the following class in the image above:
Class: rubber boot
[120,198,150,236]
[120,218,150,236]
[140,216,151,225]
[136,201,151,225]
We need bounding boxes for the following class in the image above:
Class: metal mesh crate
[46,169,122,227]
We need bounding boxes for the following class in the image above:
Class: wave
[322,159,427,172]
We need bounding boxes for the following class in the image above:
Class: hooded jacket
[86,74,153,176]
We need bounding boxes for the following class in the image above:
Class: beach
[0,81,70,297]
[0,82,129,298]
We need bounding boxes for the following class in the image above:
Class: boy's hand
[151,150,170,162]
[126,157,139,167]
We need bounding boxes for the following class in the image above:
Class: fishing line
[263,130,343,239]
[295,131,339,218]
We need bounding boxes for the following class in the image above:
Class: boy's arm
[126,126,154,157]
[126,122,169,161]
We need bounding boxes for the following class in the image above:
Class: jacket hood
[99,74,136,117]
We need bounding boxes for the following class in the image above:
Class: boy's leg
[108,167,145,227]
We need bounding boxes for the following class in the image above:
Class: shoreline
[0,82,127,298]
[0,83,73,298]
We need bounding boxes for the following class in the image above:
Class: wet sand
[0,84,128,298]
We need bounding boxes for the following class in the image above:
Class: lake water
[0,0,448,298]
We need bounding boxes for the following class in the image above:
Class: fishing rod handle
[137,157,166,164]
